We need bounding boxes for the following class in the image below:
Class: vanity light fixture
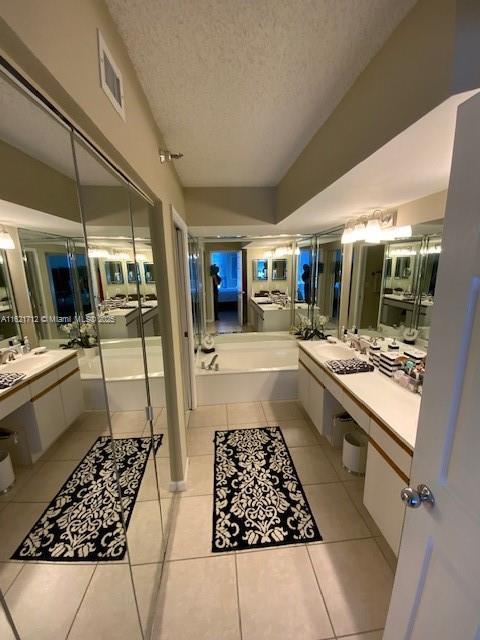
[136,254,147,262]
[341,210,412,245]
[88,248,110,259]
[0,230,15,250]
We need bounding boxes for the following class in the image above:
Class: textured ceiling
[105,0,417,187]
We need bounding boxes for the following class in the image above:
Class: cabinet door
[60,371,85,427]
[298,364,311,416]
[363,443,406,555]
[308,376,324,434]
[32,386,66,456]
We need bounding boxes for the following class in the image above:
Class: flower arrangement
[60,321,97,349]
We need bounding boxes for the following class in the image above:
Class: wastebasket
[342,431,368,475]
[330,413,356,448]
[0,450,14,494]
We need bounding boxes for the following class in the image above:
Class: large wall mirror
[348,220,443,348]
[0,68,171,639]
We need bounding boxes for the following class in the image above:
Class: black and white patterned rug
[12,435,163,562]
[212,427,322,552]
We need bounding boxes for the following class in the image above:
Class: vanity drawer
[364,443,406,556]
[369,419,412,479]
[56,356,79,380]
[341,392,370,434]
[29,368,59,397]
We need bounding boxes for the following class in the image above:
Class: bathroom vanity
[298,341,420,556]
[0,350,83,465]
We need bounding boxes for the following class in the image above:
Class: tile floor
[0,407,171,640]
[1,400,396,639]
[154,400,396,640]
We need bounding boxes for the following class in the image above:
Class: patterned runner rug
[213,427,322,552]
[12,434,163,562]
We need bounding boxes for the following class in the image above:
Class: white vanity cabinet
[0,352,84,464]
[298,343,417,558]
[31,384,65,455]
[59,368,84,427]
[363,418,413,556]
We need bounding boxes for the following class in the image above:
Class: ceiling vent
[98,30,125,120]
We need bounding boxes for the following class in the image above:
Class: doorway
[209,250,243,333]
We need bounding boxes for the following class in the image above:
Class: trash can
[0,450,14,494]
[342,431,368,475]
[330,413,356,448]
[0,429,23,467]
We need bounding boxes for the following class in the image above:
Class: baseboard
[169,457,189,492]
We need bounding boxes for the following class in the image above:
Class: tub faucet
[206,354,218,370]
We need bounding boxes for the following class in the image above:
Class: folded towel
[326,359,374,375]
[0,372,26,389]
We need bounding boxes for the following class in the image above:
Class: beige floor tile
[0,561,23,593]
[0,502,47,560]
[189,404,227,428]
[155,458,174,497]
[323,444,360,482]
[187,427,218,456]
[72,410,110,431]
[111,411,148,434]
[5,563,94,640]
[104,429,146,440]
[262,400,303,421]
[289,446,338,485]
[154,556,240,640]
[226,421,269,431]
[137,459,162,502]
[237,546,333,640]
[43,430,99,461]
[376,535,398,572]
[127,500,164,565]
[305,483,371,542]
[161,497,174,532]
[13,460,77,503]
[68,565,142,640]
[0,606,16,640]
[131,562,164,635]
[166,495,214,560]
[0,465,42,503]
[308,539,394,637]
[156,430,170,457]
[270,418,321,447]
[338,631,384,639]
[227,402,266,425]
[343,479,382,536]
[183,455,214,496]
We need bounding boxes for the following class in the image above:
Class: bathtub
[79,339,166,411]
[195,333,298,405]
[79,333,299,410]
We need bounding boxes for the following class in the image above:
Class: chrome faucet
[348,335,368,355]
[0,347,17,364]
[206,354,219,370]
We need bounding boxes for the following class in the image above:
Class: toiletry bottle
[24,337,31,353]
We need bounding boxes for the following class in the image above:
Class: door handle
[401,484,435,509]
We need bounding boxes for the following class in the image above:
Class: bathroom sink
[0,353,54,376]
[313,344,354,360]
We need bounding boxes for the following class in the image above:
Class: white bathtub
[79,339,166,411]
[195,334,298,405]
[79,334,299,410]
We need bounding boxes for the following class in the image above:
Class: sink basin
[0,353,54,376]
[313,344,355,360]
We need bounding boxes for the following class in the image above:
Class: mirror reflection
[349,221,443,349]
[0,69,171,639]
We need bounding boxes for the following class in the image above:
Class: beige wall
[276,0,480,222]
[0,1,184,214]
[185,187,276,227]
[396,190,447,226]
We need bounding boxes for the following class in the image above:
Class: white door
[384,92,480,638]
[237,250,243,326]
